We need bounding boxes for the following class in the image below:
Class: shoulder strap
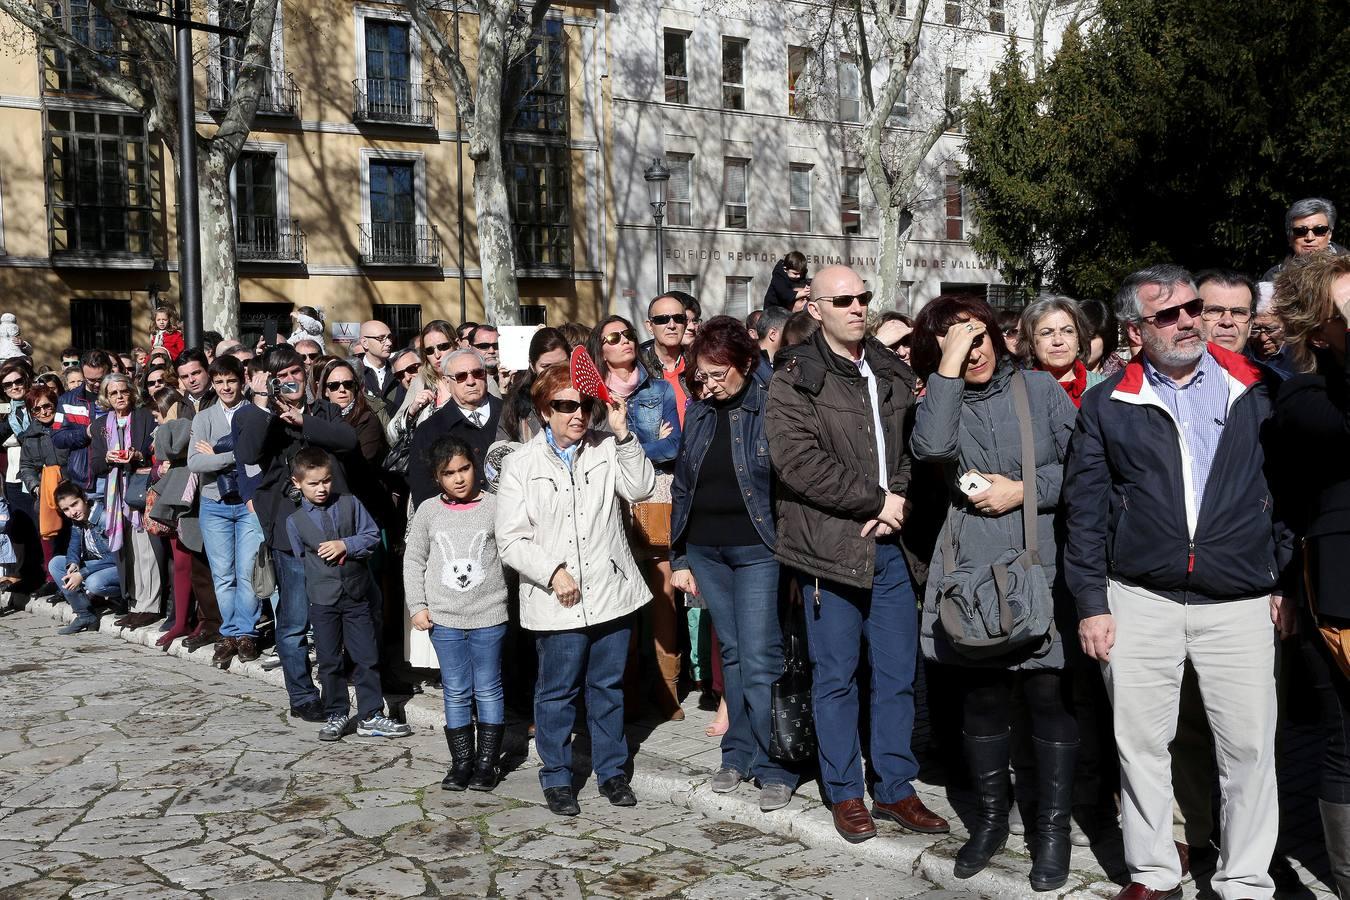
[1010,370,1037,558]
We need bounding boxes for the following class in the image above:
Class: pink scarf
[102,413,138,551]
[605,367,640,400]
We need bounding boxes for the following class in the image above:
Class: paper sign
[331,321,360,343]
[498,324,540,372]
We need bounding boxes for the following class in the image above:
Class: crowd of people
[1,196,1348,900]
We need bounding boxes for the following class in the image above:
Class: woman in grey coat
[909,295,1079,891]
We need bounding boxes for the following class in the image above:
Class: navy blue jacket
[1063,344,1294,619]
[51,386,107,490]
[670,369,774,571]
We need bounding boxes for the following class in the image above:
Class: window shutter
[724,160,747,202]
[790,167,810,209]
[669,156,691,201]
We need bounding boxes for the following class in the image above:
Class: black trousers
[310,593,383,720]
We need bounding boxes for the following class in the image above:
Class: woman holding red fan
[495,363,656,817]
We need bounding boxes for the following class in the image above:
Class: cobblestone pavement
[0,613,982,899]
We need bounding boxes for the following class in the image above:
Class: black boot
[1029,737,1078,892]
[1322,800,1350,899]
[955,731,1011,879]
[441,725,474,792]
[468,722,504,791]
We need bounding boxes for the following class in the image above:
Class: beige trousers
[1104,580,1278,900]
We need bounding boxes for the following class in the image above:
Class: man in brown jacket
[766,265,949,843]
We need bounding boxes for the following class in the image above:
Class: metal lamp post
[644,159,670,298]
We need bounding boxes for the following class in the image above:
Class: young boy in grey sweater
[405,436,509,791]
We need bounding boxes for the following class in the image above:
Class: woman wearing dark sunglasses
[0,361,47,598]
[1263,197,1344,281]
[388,320,458,446]
[319,358,392,525]
[16,383,67,593]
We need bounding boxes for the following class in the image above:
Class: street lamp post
[644,159,670,298]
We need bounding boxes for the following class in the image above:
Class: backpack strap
[1010,370,1038,562]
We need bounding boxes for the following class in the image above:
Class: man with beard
[1063,264,1293,900]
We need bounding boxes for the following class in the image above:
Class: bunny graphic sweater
[403,494,509,630]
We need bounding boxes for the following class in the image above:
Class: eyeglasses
[649,314,685,326]
[472,341,499,351]
[362,332,393,343]
[1034,326,1078,341]
[1292,224,1332,238]
[300,352,320,362]
[147,378,165,388]
[106,388,130,398]
[426,341,454,355]
[817,292,873,309]
[601,329,638,346]
[32,403,55,413]
[325,379,358,392]
[449,368,486,384]
[694,367,730,384]
[395,363,420,379]
[1200,305,1253,323]
[1249,324,1284,337]
[549,399,594,414]
[1140,297,1203,327]
[2,377,27,389]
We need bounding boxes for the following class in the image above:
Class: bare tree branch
[402,0,476,120]
[0,0,147,109]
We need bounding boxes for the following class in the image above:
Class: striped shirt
[1144,352,1228,513]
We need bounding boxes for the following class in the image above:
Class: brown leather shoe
[211,637,238,668]
[183,629,219,653]
[1176,841,1189,877]
[872,795,951,834]
[830,798,877,844]
[235,636,260,662]
[113,614,132,628]
[125,613,160,629]
[1112,884,1181,900]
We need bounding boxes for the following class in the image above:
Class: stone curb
[20,598,1116,899]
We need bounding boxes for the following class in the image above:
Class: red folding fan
[570,346,611,404]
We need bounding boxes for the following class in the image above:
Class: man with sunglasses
[765,265,949,844]
[1064,264,1293,900]
[407,349,502,507]
[352,320,400,404]
[1263,197,1344,281]
[640,295,691,423]
[468,324,503,398]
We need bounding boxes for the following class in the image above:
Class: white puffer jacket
[496,428,655,631]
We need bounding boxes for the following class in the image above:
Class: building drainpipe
[454,4,467,324]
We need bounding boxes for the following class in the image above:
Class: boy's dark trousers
[310,593,383,720]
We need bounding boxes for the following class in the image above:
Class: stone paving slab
[11,597,1340,899]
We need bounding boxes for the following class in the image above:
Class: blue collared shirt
[545,426,580,471]
[285,493,380,561]
[1144,352,1229,513]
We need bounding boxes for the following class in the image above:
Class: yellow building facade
[0,0,610,363]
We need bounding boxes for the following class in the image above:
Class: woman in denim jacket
[670,316,795,812]
[588,316,685,720]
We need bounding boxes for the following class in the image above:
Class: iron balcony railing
[352,78,437,127]
[236,215,306,263]
[358,222,441,266]
[208,69,300,118]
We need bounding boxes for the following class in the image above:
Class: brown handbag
[1303,541,1350,680]
[631,501,672,548]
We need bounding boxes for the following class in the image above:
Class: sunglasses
[649,314,684,326]
[1141,296,1203,327]
[601,329,638,346]
[395,363,420,378]
[325,379,358,392]
[1292,224,1332,238]
[472,341,499,351]
[2,377,27,389]
[449,368,486,384]
[818,292,873,309]
[301,352,320,361]
[32,403,55,413]
[550,399,594,414]
[887,336,912,350]
[147,378,165,387]
[426,341,454,355]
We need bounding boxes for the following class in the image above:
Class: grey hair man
[1195,269,1256,355]
[1263,197,1343,280]
[406,348,502,506]
[1063,263,1293,900]
[757,305,791,368]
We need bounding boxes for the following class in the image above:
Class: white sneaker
[357,714,412,738]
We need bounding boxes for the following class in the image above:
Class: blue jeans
[689,542,796,788]
[48,555,120,620]
[273,548,319,708]
[198,498,263,638]
[534,614,633,790]
[798,542,920,804]
[429,622,507,728]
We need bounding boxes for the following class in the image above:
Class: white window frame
[723,157,749,229]
[353,5,423,89]
[837,54,861,124]
[230,140,291,223]
[721,36,747,111]
[668,273,696,296]
[359,148,428,233]
[666,153,693,226]
[787,45,812,116]
[944,164,965,241]
[989,0,1006,32]
[841,167,862,235]
[789,164,812,233]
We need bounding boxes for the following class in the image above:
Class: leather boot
[1029,737,1078,891]
[442,725,474,792]
[955,731,1011,879]
[1321,800,1350,898]
[468,722,505,791]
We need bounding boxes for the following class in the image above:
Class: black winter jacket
[763,260,808,311]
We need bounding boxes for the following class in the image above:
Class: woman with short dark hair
[17,383,66,594]
[671,316,796,811]
[1079,299,1124,377]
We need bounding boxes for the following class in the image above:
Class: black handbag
[382,423,415,476]
[124,471,151,512]
[768,604,817,764]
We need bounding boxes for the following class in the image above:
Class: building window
[723,157,748,230]
[945,66,965,131]
[841,168,862,235]
[945,0,961,26]
[889,80,909,120]
[989,0,1006,32]
[234,150,276,253]
[725,276,752,319]
[505,141,571,270]
[664,30,689,104]
[838,54,862,124]
[507,18,567,134]
[787,45,811,115]
[359,18,424,123]
[41,0,137,96]
[945,166,964,241]
[789,165,812,233]
[890,0,907,15]
[722,37,746,111]
[71,298,131,351]
[366,158,417,260]
[666,153,692,226]
[668,274,696,296]
[373,304,422,349]
[45,110,153,256]
[239,301,294,349]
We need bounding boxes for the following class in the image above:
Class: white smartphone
[959,471,993,496]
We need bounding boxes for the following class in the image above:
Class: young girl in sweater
[405,436,509,792]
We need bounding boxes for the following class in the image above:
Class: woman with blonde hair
[388,319,457,445]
